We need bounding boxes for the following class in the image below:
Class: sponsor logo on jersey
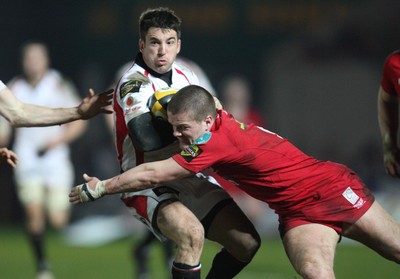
[125,96,134,107]
[180,145,203,162]
[342,186,365,209]
[120,80,142,98]
[235,119,246,130]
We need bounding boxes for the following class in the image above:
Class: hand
[77,88,114,119]
[383,148,400,178]
[69,173,106,204]
[0,148,18,168]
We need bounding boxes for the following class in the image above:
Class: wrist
[97,180,107,196]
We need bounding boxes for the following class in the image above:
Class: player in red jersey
[378,50,400,177]
[71,84,400,278]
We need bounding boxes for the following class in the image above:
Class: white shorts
[15,159,73,212]
[120,173,232,241]
[16,179,71,212]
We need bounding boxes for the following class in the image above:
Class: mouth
[157,59,167,66]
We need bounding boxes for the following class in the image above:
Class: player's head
[139,7,182,40]
[168,85,216,122]
[138,7,182,74]
[167,85,216,149]
[20,41,50,82]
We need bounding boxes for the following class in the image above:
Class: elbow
[9,117,25,128]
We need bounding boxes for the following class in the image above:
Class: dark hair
[168,85,216,122]
[139,7,182,40]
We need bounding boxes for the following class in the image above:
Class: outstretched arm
[0,85,113,127]
[69,158,193,203]
[378,86,400,177]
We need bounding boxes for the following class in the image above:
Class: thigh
[157,200,204,244]
[343,200,400,261]
[157,200,204,265]
[283,223,339,275]
[206,202,261,262]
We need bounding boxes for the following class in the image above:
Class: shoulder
[172,61,199,84]
[384,50,400,68]
[49,70,78,94]
[6,76,26,90]
[118,67,152,99]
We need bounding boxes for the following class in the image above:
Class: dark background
[1,0,400,224]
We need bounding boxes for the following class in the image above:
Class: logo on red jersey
[180,145,202,162]
[342,186,365,209]
[120,80,142,99]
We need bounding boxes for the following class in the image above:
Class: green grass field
[1,226,399,279]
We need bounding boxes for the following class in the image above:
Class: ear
[177,39,181,54]
[204,115,214,130]
[139,39,144,52]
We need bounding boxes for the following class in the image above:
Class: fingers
[83,173,91,181]
[89,88,95,97]
[69,187,81,204]
[6,158,17,168]
[385,162,400,178]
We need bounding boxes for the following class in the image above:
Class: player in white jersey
[6,41,87,279]
[107,7,259,279]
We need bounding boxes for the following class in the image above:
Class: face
[139,27,181,74]
[22,44,49,81]
[168,111,213,149]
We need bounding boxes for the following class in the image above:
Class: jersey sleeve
[171,136,224,173]
[0,80,5,91]
[381,51,400,96]
[116,72,153,125]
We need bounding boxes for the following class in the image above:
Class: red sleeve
[381,51,400,96]
[172,144,215,173]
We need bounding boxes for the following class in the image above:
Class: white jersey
[8,70,80,188]
[113,57,199,171]
[112,55,230,240]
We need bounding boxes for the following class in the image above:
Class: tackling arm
[69,157,193,203]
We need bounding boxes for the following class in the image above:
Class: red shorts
[278,165,375,238]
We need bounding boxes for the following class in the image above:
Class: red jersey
[172,110,374,226]
[380,50,400,96]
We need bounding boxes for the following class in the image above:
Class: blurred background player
[0,78,112,168]
[217,74,268,229]
[6,41,87,279]
[378,49,400,178]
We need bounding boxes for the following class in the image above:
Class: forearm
[104,168,158,194]
[13,104,81,127]
[103,160,189,194]
[378,89,399,150]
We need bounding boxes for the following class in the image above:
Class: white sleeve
[0,80,6,91]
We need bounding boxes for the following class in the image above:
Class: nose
[172,129,181,138]
[158,43,166,55]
